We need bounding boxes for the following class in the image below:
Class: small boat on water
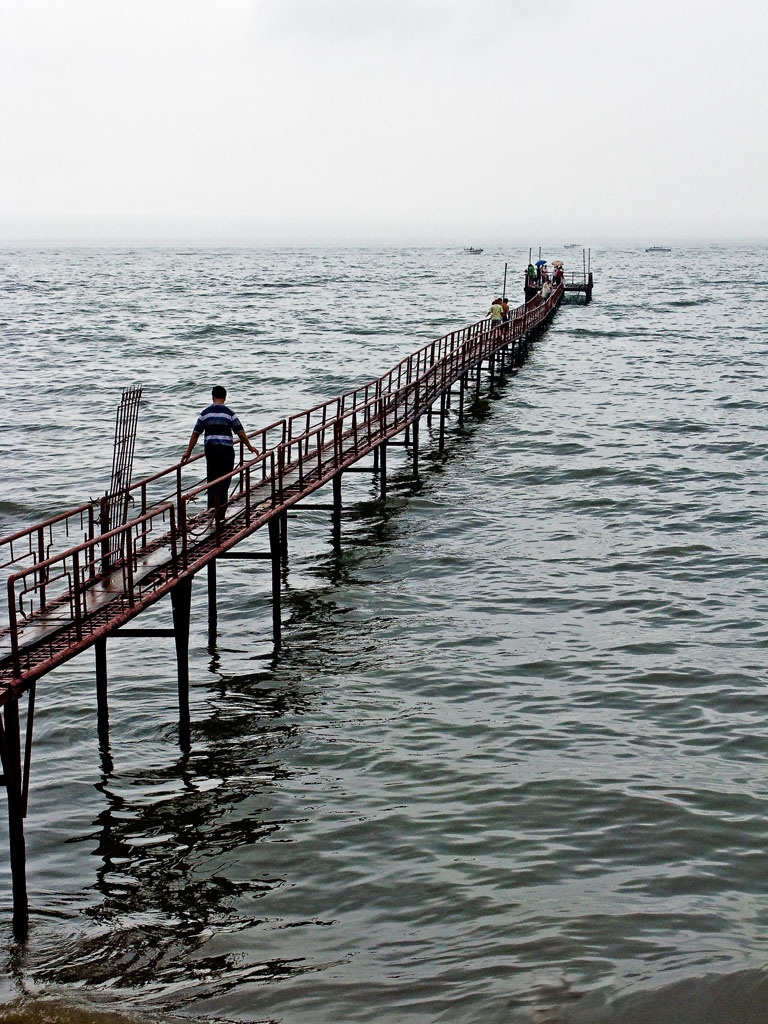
[563,243,580,249]
[463,247,483,254]
[646,246,671,252]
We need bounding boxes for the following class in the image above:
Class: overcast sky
[1,0,766,243]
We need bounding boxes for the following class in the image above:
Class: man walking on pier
[181,386,259,517]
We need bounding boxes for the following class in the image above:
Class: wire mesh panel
[103,385,142,566]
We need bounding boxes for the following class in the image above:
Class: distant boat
[646,246,671,252]
[463,247,483,254]
[563,243,580,249]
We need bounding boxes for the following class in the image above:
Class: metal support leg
[21,684,35,817]
[412,417,419,478]
[207,559,217,646]
[171,578,192,751]
[95,637,109,750]
[268,517,282,648]
[459,373,466,427]
[439,392,446,454]
[279,510,288,563]
[380,442,387,503]
[1,702,28,938]
[332,472,342,552]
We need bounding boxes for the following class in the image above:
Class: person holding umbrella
[535,259,547,284]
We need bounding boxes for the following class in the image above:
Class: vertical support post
[279,510,289,563]
[412,417,419,478]
[207,559,217,647]
[475,362,482,403]
[489,354,495,393]
[100,495,110,574]
[1,701,28,938]
[171,578,192,751]
[373,444,379,474]
[439,391,446,454]
[21,684,35,817]
[459,373,466,427]
[268,517,282,648]
[95,636,109,750]
[379,441,387,503]
[332,472,342,552]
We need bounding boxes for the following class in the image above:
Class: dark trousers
[205,444,235,515]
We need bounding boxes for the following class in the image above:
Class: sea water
[0,243,767,1023]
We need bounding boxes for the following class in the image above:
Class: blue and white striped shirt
[194,403,244,447]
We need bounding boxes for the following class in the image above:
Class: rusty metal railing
[5,503,177,682]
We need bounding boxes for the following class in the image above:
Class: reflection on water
[49,682,314,1003]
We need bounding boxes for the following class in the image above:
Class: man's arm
[180,431,200,464]
[237,429,259,455]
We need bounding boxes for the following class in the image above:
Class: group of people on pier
[523,258,565,303]
[489,257,568,328]
[487,296,511,330]
[527,261,564,288]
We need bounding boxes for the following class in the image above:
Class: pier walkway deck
[1,281,570,934]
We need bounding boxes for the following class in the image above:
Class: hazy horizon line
[1,234,766,249]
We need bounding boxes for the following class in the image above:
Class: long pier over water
[0,279,579,935]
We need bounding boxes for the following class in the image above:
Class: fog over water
[2,1,767,243]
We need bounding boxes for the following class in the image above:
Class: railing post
[169,507,179,577]
[334,420,342,468]
[179,496,188,570]
[87,507,96,580]
[125,527,135,607]
[8,577,20,680]
[72,550,82,640]
[176,464,183,517]
[100,495,110,574]
[140,482,148,550]
[37,527,47,609]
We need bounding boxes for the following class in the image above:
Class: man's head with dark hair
[212,386,227,401]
